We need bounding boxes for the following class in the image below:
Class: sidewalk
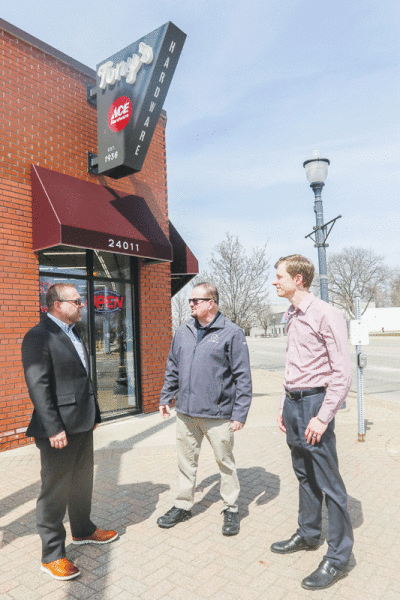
[1,368,400,600]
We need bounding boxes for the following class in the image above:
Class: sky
[3,0,400,292]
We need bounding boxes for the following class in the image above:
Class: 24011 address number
[108,238,139,252]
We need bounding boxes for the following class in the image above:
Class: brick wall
[138,262,172,413]
[0,27,172,450]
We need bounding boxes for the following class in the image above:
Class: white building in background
[250,303,289,338]
[250,302,400,338]
[362,307,400,333]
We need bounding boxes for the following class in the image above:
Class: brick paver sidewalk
[1,367,400,599]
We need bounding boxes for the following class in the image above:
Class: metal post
[355,296,365,441]
[311,182,329,303]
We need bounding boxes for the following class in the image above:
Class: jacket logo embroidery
[208,333,219,343]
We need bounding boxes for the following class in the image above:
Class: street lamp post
[303,152,346,409]
[303,151,330,303]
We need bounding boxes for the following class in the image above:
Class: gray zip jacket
[160,313,252,423]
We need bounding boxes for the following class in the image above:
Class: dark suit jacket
[21,314,101,439]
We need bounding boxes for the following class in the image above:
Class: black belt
[285,387,326,400]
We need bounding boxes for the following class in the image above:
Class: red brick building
[0,20,198,451]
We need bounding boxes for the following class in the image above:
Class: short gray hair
[193,282,219,305]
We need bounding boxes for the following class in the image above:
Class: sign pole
[355,296,365,441]
[350,295,368,441]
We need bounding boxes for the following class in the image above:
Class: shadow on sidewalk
[0,481,40,547]
[63,418,176,595]
[64,428,279,594]
[347,495,363,529]
[194,466,280,518]
[312,493,363,559]
[0,418,176,552]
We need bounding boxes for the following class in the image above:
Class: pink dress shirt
[281,292,352,423]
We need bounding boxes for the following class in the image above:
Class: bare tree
[171,286,191,332]
[257,301,272,336]
[374,272,394,307]
[327,247,389,317]
[391,271,400,307]
[203,233,270,329]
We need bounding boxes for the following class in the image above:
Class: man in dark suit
[22,283,117,581]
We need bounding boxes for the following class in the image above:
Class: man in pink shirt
[270,254,353,591]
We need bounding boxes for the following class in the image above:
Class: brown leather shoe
[41,557,80,580]
[72,527,118,545]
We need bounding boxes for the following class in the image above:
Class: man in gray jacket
[157,282,252,535]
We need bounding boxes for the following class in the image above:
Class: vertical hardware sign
[96,22,186,179]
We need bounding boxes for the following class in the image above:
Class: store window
[39,246,140,417]
[93,251,130,280]
[39,246,87,276]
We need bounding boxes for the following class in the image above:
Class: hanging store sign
[95,22,186,179]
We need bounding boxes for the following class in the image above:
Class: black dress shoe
[222,510,240,536]
[157,507,192,529]
[301,559,348,590]
[270,533,319,554]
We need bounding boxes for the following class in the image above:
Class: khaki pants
[175,413,240,512]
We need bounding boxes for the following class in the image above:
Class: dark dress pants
[282,392,354,568]
[35,430,96,563]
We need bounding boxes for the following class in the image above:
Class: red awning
[169,221,199,296]
[31,165,173,261]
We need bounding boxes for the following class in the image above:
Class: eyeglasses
[188,298,212,305]
[58,299,84,306]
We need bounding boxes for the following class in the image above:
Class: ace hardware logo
[107,96,132,132]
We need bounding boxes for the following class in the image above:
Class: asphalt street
[248,335,400,403]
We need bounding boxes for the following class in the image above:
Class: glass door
[93,280,137,414]
[39,248,139,419]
